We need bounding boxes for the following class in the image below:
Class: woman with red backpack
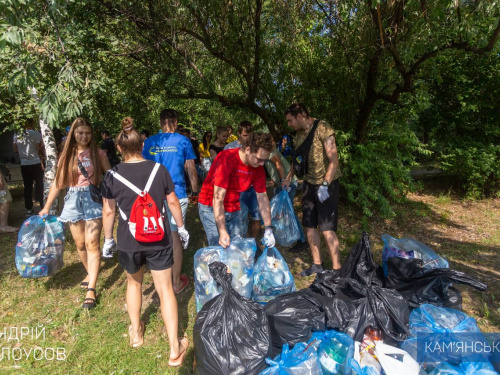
[101,117,189,367]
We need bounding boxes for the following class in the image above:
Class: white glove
[178,225,190,250]
[102,238,116,258]
[317,185,330,203]
[262,228,276,248]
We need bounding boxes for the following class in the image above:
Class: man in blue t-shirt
[143,109,198,294]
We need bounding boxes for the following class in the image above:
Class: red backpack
[110,163,165,242]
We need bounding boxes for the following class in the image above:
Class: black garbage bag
[385,257,487,310]
[194,262,270,375]
[263,289,327,357]
[309,232,410,343]
[339,231,385,286]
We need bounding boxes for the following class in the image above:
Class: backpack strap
[109,170,143,195]
[144,163,160,192]
[293,119,320,158]
[109,163,162,220]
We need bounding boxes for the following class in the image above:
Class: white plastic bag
[375,342,420,375]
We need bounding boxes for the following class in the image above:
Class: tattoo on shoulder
[324,135,336,150]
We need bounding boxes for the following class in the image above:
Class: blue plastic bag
[401,304,485,372]
[270,190,300,247]
[381,234,449,277]
[194,236,257,312]
[15,215,65,278]
[253,247,296,304]
[309,330,355,375]
[260,342,323,375]
[429,361,498,375]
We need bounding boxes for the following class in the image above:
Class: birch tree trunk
[30,88,59,214]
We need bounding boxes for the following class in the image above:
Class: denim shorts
[198,203,244,246]
[0,186,13,204]
[240,187,261,220]
[166,197,189,232]
[59,186,103,223]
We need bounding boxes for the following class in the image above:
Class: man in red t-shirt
[198,132,275,248]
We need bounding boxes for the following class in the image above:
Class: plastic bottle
[319,338,349,374]
[359,327,383,374]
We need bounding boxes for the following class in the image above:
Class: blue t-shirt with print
[142,133,196,199]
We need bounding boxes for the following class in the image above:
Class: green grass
[1,182,499,373]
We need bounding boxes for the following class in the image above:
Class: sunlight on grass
[0,184,499,373]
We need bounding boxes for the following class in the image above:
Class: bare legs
[126,268,144,343]
[0,202,11,228]
[171,232,183,292]
[150,268,181,360]
[305,227,341,269]
[68,218,102,301]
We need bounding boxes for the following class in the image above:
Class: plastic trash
[310,233,409,343]
[270,190,300,247]
[309,330,355,375]
[385,257,487,310]
[381,234,449,277]
[194,236,257,312]
[194,262,270,375]
[401,304,486,372]
[260,342,322,375]
[253,247,296,304]
[374,341,420,375]
[429,361,498,375]
[15,215,65,278]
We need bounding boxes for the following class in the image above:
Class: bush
[439,143,500,198]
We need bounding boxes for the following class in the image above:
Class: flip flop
[168,337,189,367]
[174,274,189,294]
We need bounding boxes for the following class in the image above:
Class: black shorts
[302,179,340,231]
[118,247,173,275]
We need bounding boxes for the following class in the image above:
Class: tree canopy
[1,0,499,215]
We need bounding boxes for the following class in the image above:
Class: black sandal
[80,274,89,290]
[82,288,97,309]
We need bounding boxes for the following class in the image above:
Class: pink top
[76,148,107,187]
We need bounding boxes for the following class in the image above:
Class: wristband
[264,225,273,229]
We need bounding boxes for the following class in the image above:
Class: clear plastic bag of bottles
[270,190,300,247]
[381,234,449,277]
[194,236,257,312]
[15,215,65,278]
[309,330,355,375]
[260,342,323,375]
[252,247,295,304]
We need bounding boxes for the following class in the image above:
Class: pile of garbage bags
[193,232,493,374]
[15,215,65,278]
[194,238,296,311]
[194,236,257,312]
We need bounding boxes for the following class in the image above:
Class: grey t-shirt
[224,140,241,150]
[264,148,297,186]
[13,130,43,165]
